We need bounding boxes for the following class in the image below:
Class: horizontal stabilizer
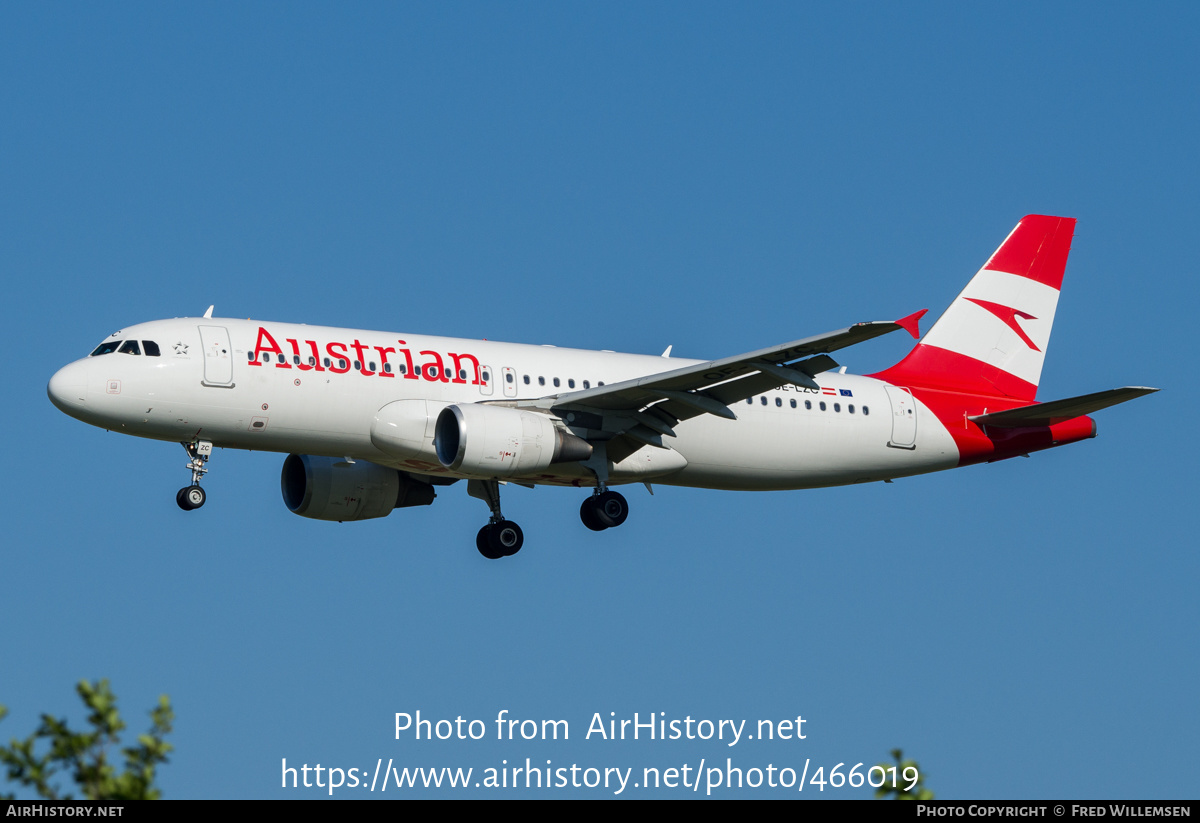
[969,387,1159,428]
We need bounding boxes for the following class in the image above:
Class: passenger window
[353,360,361,370]
[369,361,376,372]
[293,355,301,365]
[143,341,161,357]
[323,358,331,368]
[553,377,560,388]
[538,376,545,386]
[583,380,590,389]
[598,382,605,386]
[481,370,490,382]
[819,401,826,411]
[309,357,316,366]
[834,403,840,412]
[790,399,796,408]
[863,406,870,416]
[849,404,855,414]
[506,372,514,383]
[415,365,423,376]
[247,351,255,361]
[400,364,407,375]
[119,340,141,355]
[747,397,753,405]
[760,397,767,406]
[339,359,347,370]
[428,366,438,378]
[384,363,393,373]
[262,353,270,363]
[805,400,812,410]
[775,397,782,407]
[568,379,575,388]
[459,369,467,380]
[277,353,285,364]
[523,375,530,385]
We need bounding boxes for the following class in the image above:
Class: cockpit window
[90,341,122,356]
[143,341,161,357]
[119,340,141,355]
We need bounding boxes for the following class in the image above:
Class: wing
[515,311,927,461]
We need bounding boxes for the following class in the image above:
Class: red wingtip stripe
[983,214,1076,290]
[894,309,928,340]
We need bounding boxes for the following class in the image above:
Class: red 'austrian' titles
[247,327,484,385]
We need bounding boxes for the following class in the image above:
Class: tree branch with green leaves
[0,680,173,800]
[874,748,933,800]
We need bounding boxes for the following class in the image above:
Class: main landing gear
[578,441,629,532]
[468,479,524,560]
[176,440,213,511]
[579,489,629,531]
[466,440,632,558]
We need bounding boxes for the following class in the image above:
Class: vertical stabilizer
[871,215,1075,400]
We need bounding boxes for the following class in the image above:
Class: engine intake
[281,454,436,521]
[434,404,592,477]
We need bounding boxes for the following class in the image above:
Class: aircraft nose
[48,361,89,414]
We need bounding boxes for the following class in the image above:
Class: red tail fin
[871,215,1075,400]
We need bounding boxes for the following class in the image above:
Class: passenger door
[885,385,917,449]
[198,325,235,387]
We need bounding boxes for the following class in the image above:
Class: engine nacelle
[434,404,592,477]
[281,454,436,521]
[370,399,446,461]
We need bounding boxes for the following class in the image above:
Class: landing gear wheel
[477,521,522,558]
[467,479,523,559]
[177,485,206,511]
[477,526,504,560]
[594,490,628,528]
[489,520,523,557]
[178,442,212,511]
[580,497,608,531]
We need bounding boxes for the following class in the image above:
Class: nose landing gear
[176,440,212,511]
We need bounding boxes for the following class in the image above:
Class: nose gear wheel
[177,441,213,511]
[177,485,206,511]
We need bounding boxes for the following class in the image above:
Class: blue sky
[2,2,1196,798]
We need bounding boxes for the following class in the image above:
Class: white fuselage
[48,317,959,491]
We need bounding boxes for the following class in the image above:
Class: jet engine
[434,404,592,477]
[370,399,445,461]
[281,454,436,521]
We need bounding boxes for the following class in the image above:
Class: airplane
[48,215,1156,559]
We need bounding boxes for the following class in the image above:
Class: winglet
[203,305,214,319]
[894,309,927,340]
